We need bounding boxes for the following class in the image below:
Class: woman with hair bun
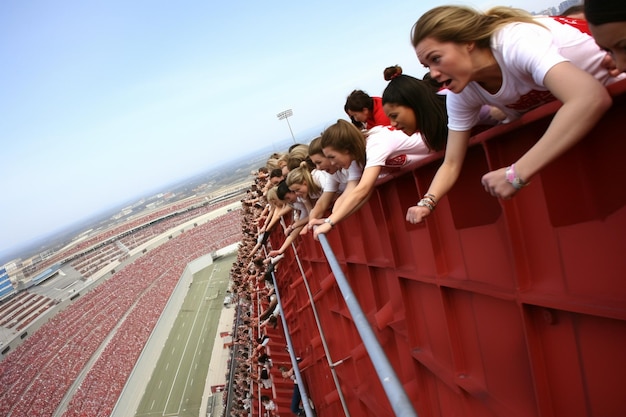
[381,65,448,151]
[405,5,624,225]
[286,144,314,171]
[310,66,450,238]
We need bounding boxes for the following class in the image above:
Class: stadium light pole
[276,109,296,143]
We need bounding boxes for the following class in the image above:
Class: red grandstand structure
[231,79,626,417]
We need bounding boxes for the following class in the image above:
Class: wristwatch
[324,218,335,228]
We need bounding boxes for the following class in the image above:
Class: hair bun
[383,65,403,81]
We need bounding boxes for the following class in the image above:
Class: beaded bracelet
[417,194,437,211]
[417,199,435,211]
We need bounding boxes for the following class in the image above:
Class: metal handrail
[287,235,352,417]
[269,255,315,417]
[317,233,418,417]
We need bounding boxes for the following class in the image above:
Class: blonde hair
[266,152,287,171]
[277,153,289,168]
[320,120,366,168]
[411,5,542,49]
[266,187,283,208]
[286,161,322,197]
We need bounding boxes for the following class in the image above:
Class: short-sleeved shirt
[320,169,348,193]
[447,17,625,131]
[364,126,429,169]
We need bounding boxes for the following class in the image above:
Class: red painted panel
[262,80,626,417]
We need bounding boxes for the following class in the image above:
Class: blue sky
[1,0,554,261]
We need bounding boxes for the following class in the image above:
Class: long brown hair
[320,120,366,168]
[411,5,542,50]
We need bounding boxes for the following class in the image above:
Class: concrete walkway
[200,304,236,416]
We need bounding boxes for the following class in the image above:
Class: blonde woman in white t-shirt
[407,5,624,224]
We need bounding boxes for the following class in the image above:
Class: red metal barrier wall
[270,80,626,417]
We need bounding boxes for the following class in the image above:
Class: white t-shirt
[293,198,309,219]
[316,169,341,193]
[334,169,349,191]
[447,17,625,131]
[364,126,430,169]
[322,169,348,193]
[347,160,363,182]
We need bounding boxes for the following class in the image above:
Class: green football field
[134,254,234,417]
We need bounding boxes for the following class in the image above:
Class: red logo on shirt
[385,154,407,167]
[505,90,556,112]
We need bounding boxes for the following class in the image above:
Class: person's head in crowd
[260,395,275,409]
[265,315,278,328]
[382,65,448,151]
[266,151,288,171]
[585,0,626,73]
[286,144,314,171]
[276,180,298,204]
[269,168,284,187]
[286,161,322,199]
[257,166,269,179]
[344,102,365,129]
[288,143,306,153]
[561,4,585,19]
[308,136,339,174]
[320,119,367,170]
[278,153,289,168]
[344,90,374,125]
[266,187,284,208]
[344,89,391,129]
[263,263,274,281]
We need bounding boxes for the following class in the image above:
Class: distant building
[3,262,18,273]
[0,267,16,300]
[532,0,581,16]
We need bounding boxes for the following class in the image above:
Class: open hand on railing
[313,222,332,240]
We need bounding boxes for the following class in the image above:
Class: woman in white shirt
[406,5,624,224]
[312,120,430,239]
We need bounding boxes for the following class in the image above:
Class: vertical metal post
[317,233,418,417]
[269,269,315,417]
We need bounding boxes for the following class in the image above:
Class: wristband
[417,194,437,211]
[324,218,335,228]
[417,199,435,211]
[505,164,528,190]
